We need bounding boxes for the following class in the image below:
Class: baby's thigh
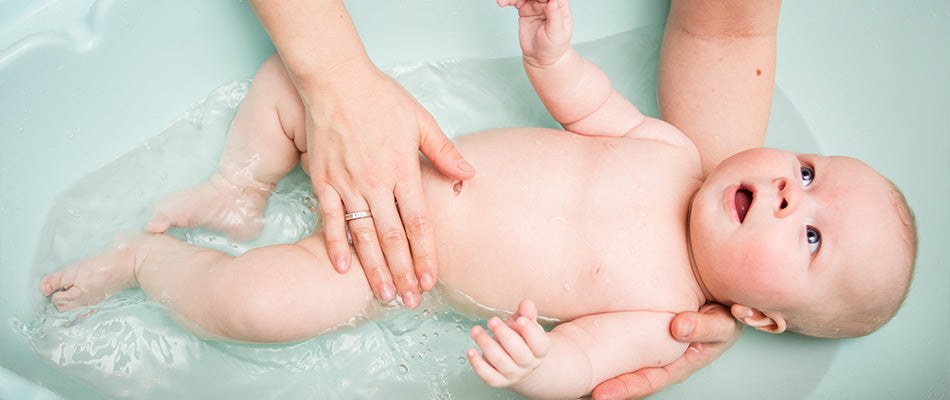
[251,54,308,148]
[219,235,373,342]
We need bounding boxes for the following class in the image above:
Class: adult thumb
[418,115,475,181]
[670,303,741,343]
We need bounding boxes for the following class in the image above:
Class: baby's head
[688,148,916,338]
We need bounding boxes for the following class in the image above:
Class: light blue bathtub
[1,1,947,399]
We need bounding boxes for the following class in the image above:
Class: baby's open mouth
[735,187,753,223]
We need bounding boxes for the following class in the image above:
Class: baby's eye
[801,165,815,187]
[806,226,821,254]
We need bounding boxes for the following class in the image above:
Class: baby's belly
[417,128,701,320]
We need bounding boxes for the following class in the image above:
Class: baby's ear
[730,304,787,334]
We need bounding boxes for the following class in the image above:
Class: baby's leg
[41,233,373,343]
[146,54,307,241]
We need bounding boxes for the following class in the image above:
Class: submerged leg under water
[41,232,375,344]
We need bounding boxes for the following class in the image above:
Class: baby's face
[689,148,906,316]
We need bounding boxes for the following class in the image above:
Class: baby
[40,0,916,398]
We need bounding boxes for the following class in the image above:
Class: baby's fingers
[470,325,521,383]
[487,317,541,368]
[543,0,572,40]
[496,0,527,9]
[467,347,508,388]
[512,316,550,359]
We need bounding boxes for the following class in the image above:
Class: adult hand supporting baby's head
[589,303,741,400]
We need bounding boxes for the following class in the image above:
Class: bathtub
[1,0,947,399]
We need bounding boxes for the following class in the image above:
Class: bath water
[12,27,834,399]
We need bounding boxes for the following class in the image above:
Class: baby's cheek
[735,243,793,295]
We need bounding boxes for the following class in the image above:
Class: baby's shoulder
[626,117,698,152]
[620,118,702,177]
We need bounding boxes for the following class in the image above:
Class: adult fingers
[590,367,672,400]
[339,194,395,303]
[394,173,438,292]
[365,192,419,308]
[316,184,351,274]
[417,112,474,181]
[590,304,742,400]
[670,303,741,343]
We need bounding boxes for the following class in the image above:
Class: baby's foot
[145,172,273,241]
[40,233,147,312]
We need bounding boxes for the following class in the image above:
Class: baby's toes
[144,213,172,233]
[40,269,73,296]
[50,286,84,311]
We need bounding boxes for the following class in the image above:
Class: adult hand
[589,303,741,400]
[298,57,475,309]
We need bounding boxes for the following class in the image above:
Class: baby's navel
[452,180,463,195]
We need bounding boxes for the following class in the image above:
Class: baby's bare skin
[424,127,705,321]
[41,55,707,394]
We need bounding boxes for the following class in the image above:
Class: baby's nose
[772,177,800,218]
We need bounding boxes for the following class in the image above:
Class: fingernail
[334,256,348,272]
[419,273,435,291]
[380,283,396,302]
[457,159,474,173]
[680,320,694,339]
[402,291,419,308]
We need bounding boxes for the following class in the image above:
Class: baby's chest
[557,229,700,316]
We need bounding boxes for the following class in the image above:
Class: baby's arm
[145,54,305,240]
[499,0,651,140]
[658,0,781,174]
[469,302,688,399]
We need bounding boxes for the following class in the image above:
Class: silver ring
[344,210,373,222]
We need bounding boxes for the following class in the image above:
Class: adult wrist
[284,52,377,92]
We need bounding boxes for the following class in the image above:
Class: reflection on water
[15,27,837,399]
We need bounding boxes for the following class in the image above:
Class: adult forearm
[658,0,781,174]
[248,0,372,88]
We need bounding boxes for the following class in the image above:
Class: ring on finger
[344,210,373,222]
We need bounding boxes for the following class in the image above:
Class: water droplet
[562,282,571,291]
[455,324,463,332]
[458,356,466,365]
[420,334,428,343]
[421,309,431,318]
[397,364,408,375]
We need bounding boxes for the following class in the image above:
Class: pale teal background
[1,1,947,398]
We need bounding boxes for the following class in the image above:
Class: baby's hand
[467,299,550,388]
[498,0,573,66]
